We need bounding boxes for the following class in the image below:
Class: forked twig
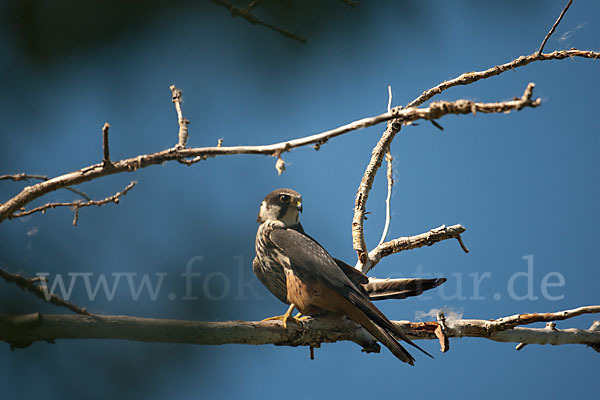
[10,181,137,225]
[538,0,573,55]
[211,0,306,43]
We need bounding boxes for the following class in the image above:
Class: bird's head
[257,188,303,226]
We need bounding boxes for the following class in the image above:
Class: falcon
[253,188,445,364]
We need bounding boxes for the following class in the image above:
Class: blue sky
[1,1,598,399]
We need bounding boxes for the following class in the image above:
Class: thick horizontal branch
[2,307,598,354]
[0,89,540,224]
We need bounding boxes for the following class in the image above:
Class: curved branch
[352,119,402,264]
[2,50,597,225]
[2,307,598,354]
[352,49,600,269]
[353,83,538,269]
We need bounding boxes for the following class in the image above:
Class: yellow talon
[262,304,307,328]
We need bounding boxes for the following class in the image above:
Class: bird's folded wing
[268,228,358,293]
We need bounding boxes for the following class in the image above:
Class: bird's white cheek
[259,202,267,218]
[259,202,282,222]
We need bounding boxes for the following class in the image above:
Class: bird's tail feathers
[347,290,434,359]
[365,277,447,301]
[337,295,415,365]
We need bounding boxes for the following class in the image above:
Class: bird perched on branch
[253,188,445,364]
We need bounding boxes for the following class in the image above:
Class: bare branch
[406,49,599,109]
[538,0,573,55]
[0,85,543,224]
[211,0,307,43]
[354,82,541,270]
[102,123,111,164]
[170,85,189,149]
[10,181,137,224]
[0,173,48,182]
[0,269,91,316]
[353,117,401,264]
[1,307,598,353]
[492,305,600,328]
[1,174,91,201]
[2,46,597,226]
[360,224,468,273]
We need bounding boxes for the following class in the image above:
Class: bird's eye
[279,194,290,203]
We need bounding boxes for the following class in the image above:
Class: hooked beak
[295,200,303,213]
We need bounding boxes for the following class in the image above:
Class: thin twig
[538,0,573,55]
[10,181,137,224]
[378,86,395,246]
[0,269,91,316]
[102,122,111,164]
[378,149,393,246]
[0,173,48,181]
[170,85,189,149]
[211,0,307,43]
[515,342,527,351]
[244,0,262,12]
